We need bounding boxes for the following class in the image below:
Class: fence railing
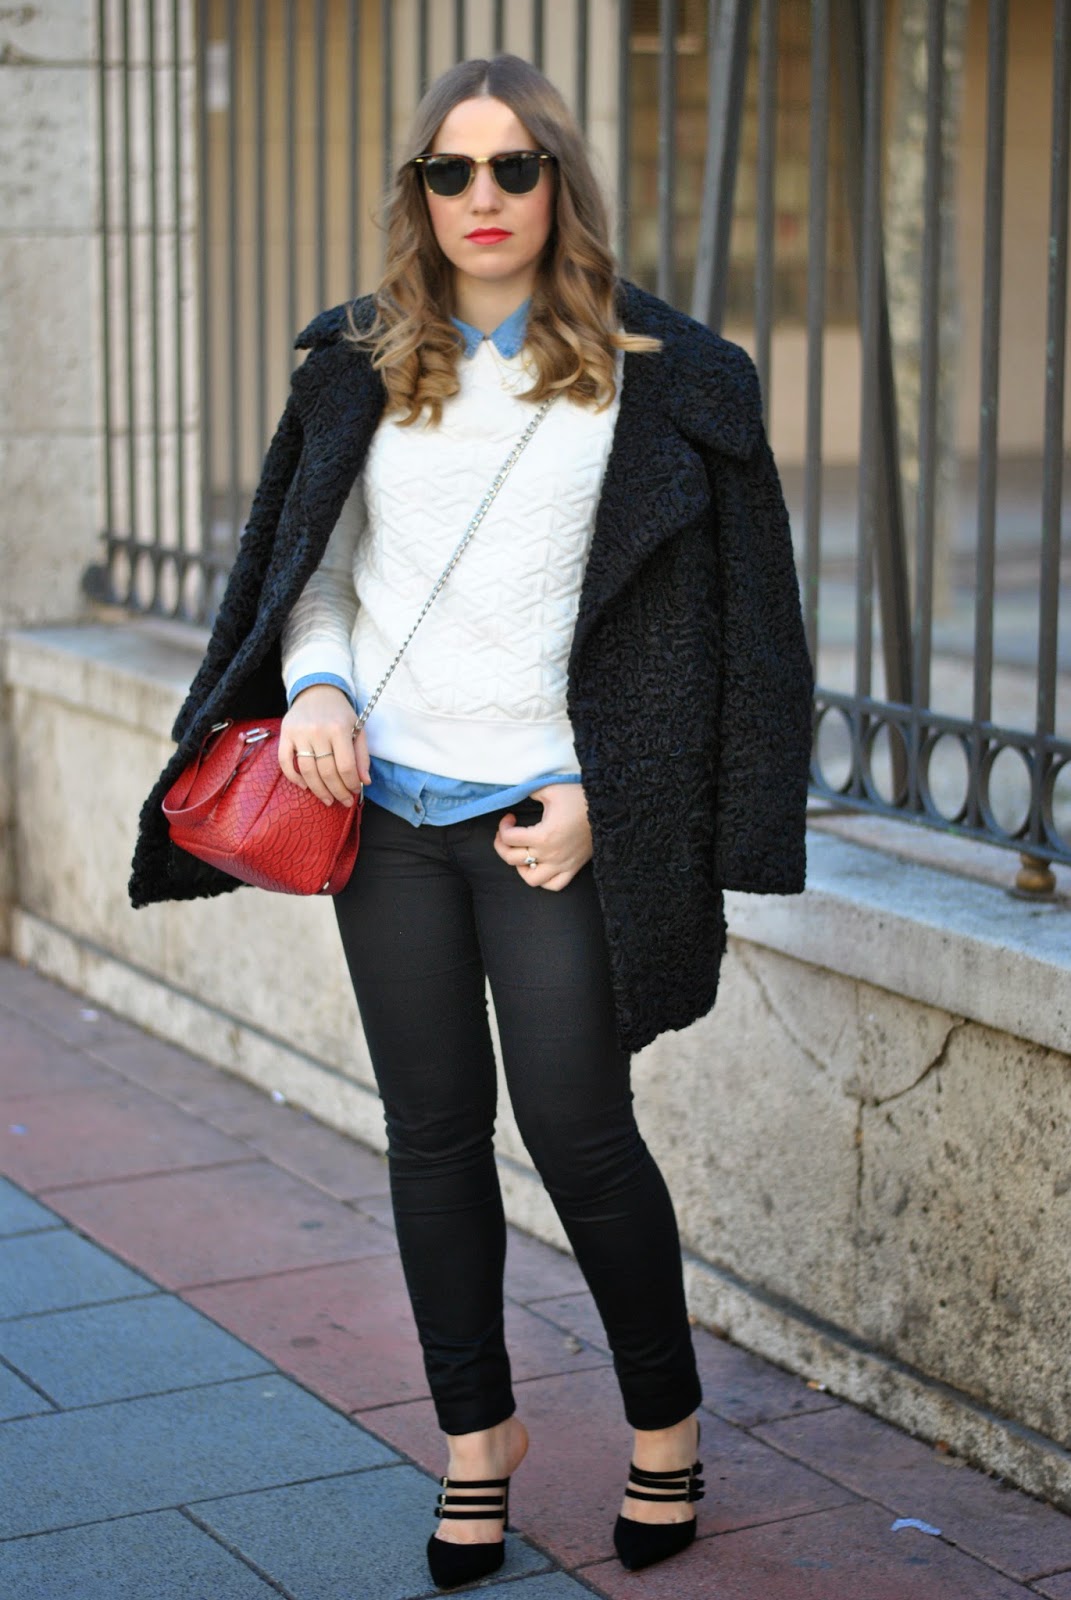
[88,0,1071,876]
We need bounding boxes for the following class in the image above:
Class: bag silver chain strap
[353,396,555,735]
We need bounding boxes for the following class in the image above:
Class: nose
[469,162,501,211]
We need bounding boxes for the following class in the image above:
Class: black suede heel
[426,1473,510,1590]
[612,1422,704,1573]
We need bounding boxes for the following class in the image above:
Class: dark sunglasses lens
[423,157,470,197]
[492,153,542,194]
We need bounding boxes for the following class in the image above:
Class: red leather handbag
[162,719,361,895]
[161,397,553,896]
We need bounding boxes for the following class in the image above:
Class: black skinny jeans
[333,795,702,1436]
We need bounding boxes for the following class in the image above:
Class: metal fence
[88,0,1071,877]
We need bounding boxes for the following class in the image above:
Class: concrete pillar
[0,2,103,951]
[0,5,199,951]
[1,3,104,626]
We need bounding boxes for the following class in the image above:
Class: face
[423,95,555,305]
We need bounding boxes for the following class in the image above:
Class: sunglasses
[410,149,556,198]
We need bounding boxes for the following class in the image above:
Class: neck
[451,271,534,334]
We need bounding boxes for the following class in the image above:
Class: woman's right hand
[278,684,370,806]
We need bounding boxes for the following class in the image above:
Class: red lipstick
[465,228,511,243]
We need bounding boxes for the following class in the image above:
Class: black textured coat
[129,280,813,1053]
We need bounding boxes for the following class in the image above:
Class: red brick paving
[0,963,142,1046]
[0,1082,257,1189]
[187,1255,430,1412]
[502,1226,589,1302]
[3,956,1071,1600]
[42,1160,398,1288]
[349,1188,397,1231]
[692,1325,843,1429]
[755,1405,1071,1581]
[187,1254,609,1414]
[695,1408,858,1533]
[581,1501,1038,1599]
[201,1093,394,1200]
[1034,1572,1071,1598]
[521,1288,611,1351]
[1,1010,121,1095]
[84,1031,272,1115]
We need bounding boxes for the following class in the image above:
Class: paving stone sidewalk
[4,956,1071,1599]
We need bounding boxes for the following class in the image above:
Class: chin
[458,262,523,284]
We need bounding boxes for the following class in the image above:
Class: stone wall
[1,1,101,950]
[0,3,199,949]
[6,619,1071,1510]
[0,2,110,628]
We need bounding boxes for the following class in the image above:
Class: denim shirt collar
[450,297,530,360]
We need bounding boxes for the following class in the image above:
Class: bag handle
[163,723,272,823]
[353,396,555,734]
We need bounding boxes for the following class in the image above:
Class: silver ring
[312,750,333,759]
[296,749,315,758]
[524,853,538,868]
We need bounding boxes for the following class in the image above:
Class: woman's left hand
[494,784,593,892]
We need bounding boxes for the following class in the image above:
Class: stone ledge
[727,834,1071,1058]
[680,1257,1071,1513]
[6,619,1069,1053]
[3,620,198,736]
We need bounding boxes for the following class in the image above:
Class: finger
[278,737,307,789]
[294,750,335,805]
[310,750,353,806]
[499,822,544,849]
[515,852,552,885]
[512,847,548,872]
[541,871,574,893]
[492,832,513,865]
[329,732,362,798]
[293,720,358,804]
[353,729,372,787]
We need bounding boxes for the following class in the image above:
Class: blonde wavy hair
[346,53,660,424]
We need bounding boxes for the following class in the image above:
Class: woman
[131,53,812,1590]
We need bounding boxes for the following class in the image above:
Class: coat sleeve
[171,385,305,743]
[708,423,814,894]
[279,466,364,707]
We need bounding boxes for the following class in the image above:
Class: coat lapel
[571,281,763,661]
[571,288,712,661]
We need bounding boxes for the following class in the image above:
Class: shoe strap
[625,1459,705,1503]
[439,1476,509,1489]
[436,1475,509,1521]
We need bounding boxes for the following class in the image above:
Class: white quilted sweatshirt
[280,341,622,782]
